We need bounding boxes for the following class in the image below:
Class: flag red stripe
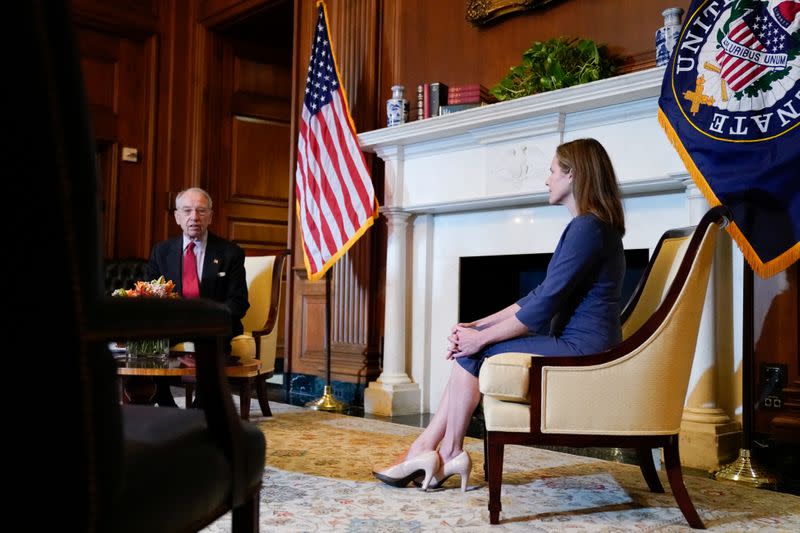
[296,118,324,270]
[319,103,369,228]
[329,92,374,215]
[316,105,363,231]
[306,117,350,247]
[297,113,332,269]
[303,136,342,257]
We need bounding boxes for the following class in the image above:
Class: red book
[448,94,497,105]
[423,83,430,119]
[448,84,488,94]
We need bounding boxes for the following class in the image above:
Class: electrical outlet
[759,363,787,410]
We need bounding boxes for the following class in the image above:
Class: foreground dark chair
[479,206,730,529]
[22,2,265,530]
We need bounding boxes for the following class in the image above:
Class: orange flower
[113,276,179,299]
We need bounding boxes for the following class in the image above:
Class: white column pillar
[364,207,421,415]
[680,179,740,469]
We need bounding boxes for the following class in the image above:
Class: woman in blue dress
[373,138,626,491]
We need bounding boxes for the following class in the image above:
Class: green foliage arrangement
[491,37,617,101]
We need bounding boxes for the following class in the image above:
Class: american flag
[715,8,789,92]
[295,1,378,281]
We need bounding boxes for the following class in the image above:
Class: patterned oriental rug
[201,403,800,532]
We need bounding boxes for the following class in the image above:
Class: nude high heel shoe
[427,451,472,492]
[372,450,440,489]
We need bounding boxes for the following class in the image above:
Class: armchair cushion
[478,352,534,403]
[483,394,531,432]
[231,334,257,359]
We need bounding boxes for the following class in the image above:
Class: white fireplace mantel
[358,67,740,422]
[359,67,689,217]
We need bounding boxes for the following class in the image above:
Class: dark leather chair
[104,258,149,295]
[19,2,265,530]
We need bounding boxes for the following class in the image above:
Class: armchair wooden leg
[255,379,272,417]
[483,427,488,481]
[636,447,664,493]
[487,433,504,524]
[663,436,705,529]
[239,378,252,420]
[231,489,260,533]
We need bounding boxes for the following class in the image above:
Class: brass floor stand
[714,448,778,489]
[305,269,348,413]
[713,266,778,491]
[306,385,348,412]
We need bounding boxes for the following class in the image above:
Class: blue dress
[457,213,625,377]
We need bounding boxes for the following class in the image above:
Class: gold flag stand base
[305,385,348,412]
[713,448,779,489]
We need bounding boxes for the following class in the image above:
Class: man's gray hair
[175,187,213,209]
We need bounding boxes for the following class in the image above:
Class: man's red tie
[182,242,201,298]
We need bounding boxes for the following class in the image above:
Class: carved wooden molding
[466,0,561,25]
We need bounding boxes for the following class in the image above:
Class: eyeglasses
[177,207,211,216]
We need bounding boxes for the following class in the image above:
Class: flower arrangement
[113,276,178,359]
[112,276,179,299]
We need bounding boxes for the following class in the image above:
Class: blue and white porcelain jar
[656,7,684,67]
[386,85,408,127]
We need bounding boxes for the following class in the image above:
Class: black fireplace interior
[458,249,650,323]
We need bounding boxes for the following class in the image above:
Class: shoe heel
[373,450,440,489]
[420,471,434,491]
[459,454,472,492]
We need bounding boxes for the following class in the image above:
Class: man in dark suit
[147,187,249,405]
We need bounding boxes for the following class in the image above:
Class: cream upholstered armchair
[229,250,289,418]
[479,206,730,529]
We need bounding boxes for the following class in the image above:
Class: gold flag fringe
[657,109,799,279]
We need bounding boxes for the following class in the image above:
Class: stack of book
[439,84,496,116]
[414,82,497,121]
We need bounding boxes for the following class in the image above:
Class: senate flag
[295,1,378,281]
[658,0,800,278]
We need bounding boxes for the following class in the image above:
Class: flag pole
[714,259,777,488]
[306,265,348,412]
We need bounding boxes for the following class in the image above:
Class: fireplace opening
[458,249,650,323]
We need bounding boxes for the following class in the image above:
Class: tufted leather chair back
[104,258,149,295]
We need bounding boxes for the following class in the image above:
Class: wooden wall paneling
[152,0,206,243]
[73,14,158,260]
[231,118,290,202]
[389,0,689,102]
[283,0,302,382]
[199,1,294,366]
[71,0,160,36]
[753,264,800,441]
[199,0,282,27]
[114,33,157,259]
[378,0,401,122]
[292,270,327,376]
[204,10,291,245]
